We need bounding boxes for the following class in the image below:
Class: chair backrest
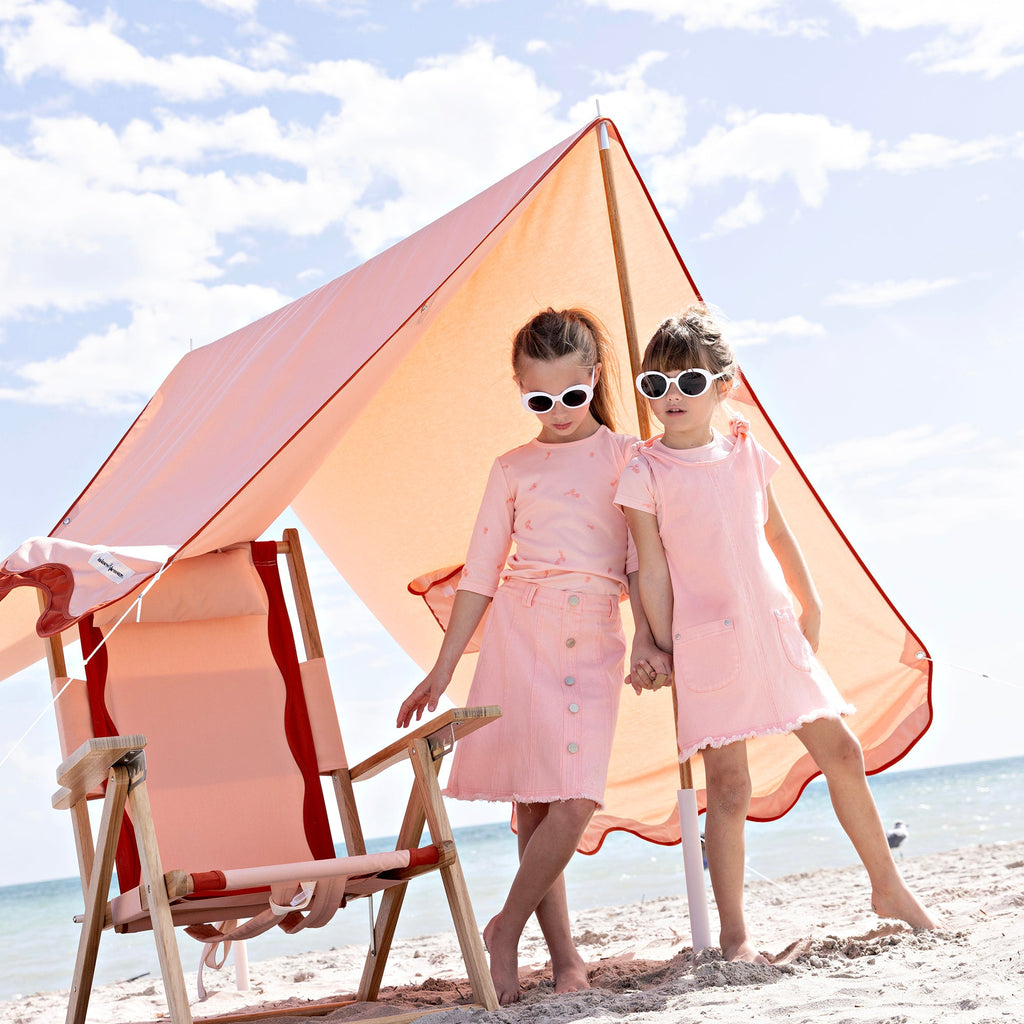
[54,541,347,892]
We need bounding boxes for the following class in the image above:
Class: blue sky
[0,0,1022,887]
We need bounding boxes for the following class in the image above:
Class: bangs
[640,333,714,375]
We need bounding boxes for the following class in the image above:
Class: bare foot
[552,954,590,994]
[722,936,770,964]
[872,882,941,930]
[483,914,522,1006]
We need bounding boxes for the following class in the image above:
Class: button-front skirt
[444,579,626,807]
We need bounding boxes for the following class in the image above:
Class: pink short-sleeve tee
[459,425,638,599]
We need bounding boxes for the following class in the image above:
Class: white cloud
[700,188,765,238]
[652,111,872,211]
[875,132,1014,172]
[834,0,1024,77]
[804,424,979,481]
[298,44,569,256]
[239,25,296,68]
[648,113,1013,235]
[728,315,827,347]
[582,0,824,35]
[568,51,686,155]
[0,0,291,100]
[294,0,368,13]
[0,283,289,410]
[0,143,222,318]
[525,39,551,54]
[824,276,963,308]
[801,425,1024,538]
[197,0,259,14]
[0,31,575,409]
[1,44,571,291]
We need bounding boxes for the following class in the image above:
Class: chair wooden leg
[408,740,498,1012]
[127,770,193,1024]
[357,780,428,1001]
[70,799,96,891]
[66,765,130,1024]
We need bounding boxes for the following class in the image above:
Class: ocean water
[2,754,1022,1002]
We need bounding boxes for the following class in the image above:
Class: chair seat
[110,843,445,931]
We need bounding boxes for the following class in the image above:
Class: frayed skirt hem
[442,788,604,810]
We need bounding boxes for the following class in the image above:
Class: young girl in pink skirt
[397,308,668,1004]
[615,305,938,962]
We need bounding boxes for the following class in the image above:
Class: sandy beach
[3,839,1021,1024]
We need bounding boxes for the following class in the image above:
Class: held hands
[396,667,451,729]
[626,637,673,695]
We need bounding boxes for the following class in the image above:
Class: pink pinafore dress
[615,420,851,761]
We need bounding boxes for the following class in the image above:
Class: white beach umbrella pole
[234,940,250,991]
[672,681,711,951]
[678,786,712,950]
[598,119,711,952]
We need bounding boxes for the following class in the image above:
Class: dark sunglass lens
[527,395,554,413]
[641,375,667,398]
[561,388,588,408]
[679,371,707,396]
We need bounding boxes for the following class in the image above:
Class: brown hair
[512,307,619,431]
[641,304,736,383]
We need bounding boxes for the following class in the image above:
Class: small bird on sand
[886,821,909,856]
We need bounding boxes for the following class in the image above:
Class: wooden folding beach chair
[44,529,500,1023]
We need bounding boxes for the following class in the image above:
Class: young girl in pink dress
[397,308,668,1004]
[615,305,938,962]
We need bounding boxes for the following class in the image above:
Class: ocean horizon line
[4,750,1022,892]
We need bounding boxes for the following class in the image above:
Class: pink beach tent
[0,118,932,880]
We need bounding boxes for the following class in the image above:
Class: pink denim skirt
[444,579,626,807]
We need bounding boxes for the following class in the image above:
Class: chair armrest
[52,734,147,811]
[378,839,457,880]
[349,706,500,782]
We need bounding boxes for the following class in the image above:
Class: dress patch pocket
[774,607,814,672]
[675,618,739,693]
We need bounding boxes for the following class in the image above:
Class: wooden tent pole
[597,121,651,441]
[597,120,709,951]
[597,119,688,787]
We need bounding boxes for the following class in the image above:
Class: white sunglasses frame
[635,368,726,400]
[520,366,597,414]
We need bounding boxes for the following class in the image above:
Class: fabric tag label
[88,551,137,584]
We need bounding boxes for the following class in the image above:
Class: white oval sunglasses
[635,368,725,399]
[521,366,596,414]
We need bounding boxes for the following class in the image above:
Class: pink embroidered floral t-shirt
[458,425,639,599]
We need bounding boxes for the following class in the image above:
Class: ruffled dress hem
[677,702,855,763]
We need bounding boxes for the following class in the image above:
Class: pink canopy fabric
[0,118,932,849]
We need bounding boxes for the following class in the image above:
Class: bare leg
[515,803,591,994]
[484,799,595,1004]
[701,742,768,963]
[796,717,939,929]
